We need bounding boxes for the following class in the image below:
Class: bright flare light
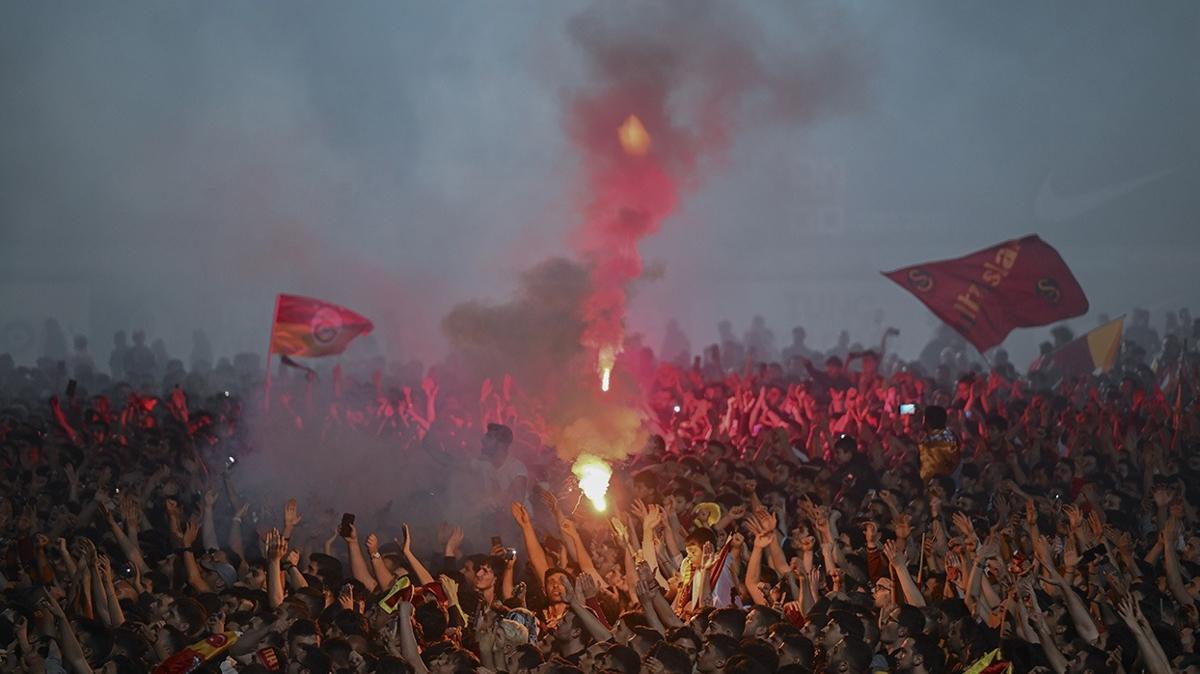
[598,345,617,392]
[572,454,612,512]
[617,114,650,156]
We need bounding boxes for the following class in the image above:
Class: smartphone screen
[899,404,916,415]
[339,513,356,538]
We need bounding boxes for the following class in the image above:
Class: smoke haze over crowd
[2,1,1198,368]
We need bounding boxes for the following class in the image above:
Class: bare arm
[365,533,396,589]
[882,540,926,608]
[1160,519,1194,607]
[344,524,380,592]
[201,489,221,552]
[565,576,614,643]
[265,529,286,609]
[97,556,125,627]
[743,533,771,606]
[511,502,550,589]
[1034,536,1100,644]
[399,524,436,586]
[46,596,94,674]
[398,602,430,674]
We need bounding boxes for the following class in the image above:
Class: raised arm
[200,488,221,552]
[565,575,614,643]
[511,502,549,588]
[336,522,377,592]
[1034,535,1099,644]
[398,601,429,674]
[881,539,926,608]
[399,523,435,586]
[743,529,772,607]
[1160,518,1194,607]
[44,594,93,674]
[265,528,287,608]
[365,533,396,589]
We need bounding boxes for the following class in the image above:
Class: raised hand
[266,529,287,562]
[952,512,977,541]
[559,518,579,539]
[643,504,663,530]
[976,534,1000,561]
[510,502,531,528]
[365,533,380,557]
[182,517,200,547]
[630,498,649,521]
[438,574,460,607]
[576,573,599,600]
[882,539,908,568]
[1063,504,1083,531]
[537,488,561,518]
[338,583,355,610]
[753,529,775,550]
[446,525,465,556]
[203,488,219,509]
[284,498,303,529]
[397,524,412,554]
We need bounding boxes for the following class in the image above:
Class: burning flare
[572,454,612,511]
[597,345,617,392]
[617,114,651,156]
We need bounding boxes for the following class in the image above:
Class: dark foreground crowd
[2,310,1200,674]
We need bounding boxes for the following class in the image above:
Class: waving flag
[883,235,1088,352]
[269,294,374,358]
[1030,316,1123,376]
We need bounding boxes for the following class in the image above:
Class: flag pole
[264,293,281,414]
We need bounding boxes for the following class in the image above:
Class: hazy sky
[2,1,1197,367]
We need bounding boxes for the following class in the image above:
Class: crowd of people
[2,308,1200,674]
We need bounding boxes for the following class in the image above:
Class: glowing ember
[597,345,617,392]
[572,454,612,511]
[617,114,651,156]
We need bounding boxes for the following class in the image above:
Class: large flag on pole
[1029,316,1123,376]
[269,294,374,358]
[883,235,1088,353]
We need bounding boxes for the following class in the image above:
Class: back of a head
[912,635,945,672]
[923,405,947,431]
[648,642,690,674]
[779,633,814,669]
[706,634,741,663]
[723,654,768,674]
[513,644,544,673]
[836,639,873,673]
[738,639,779,673]
[415,600,449,642]
[709,607,747,638]
[605,644,641,674]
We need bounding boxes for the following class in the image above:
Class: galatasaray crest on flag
[269,294,374,358]
[883,235,1088,353]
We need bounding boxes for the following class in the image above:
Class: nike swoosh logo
[1034,169,1172,223]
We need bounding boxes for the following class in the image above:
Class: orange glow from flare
[572,455,612,511]
[617,114,650,156]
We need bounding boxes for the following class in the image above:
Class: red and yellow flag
[884,235,1088,352]
[269,294,374,358]
[1030,316,1123,376]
